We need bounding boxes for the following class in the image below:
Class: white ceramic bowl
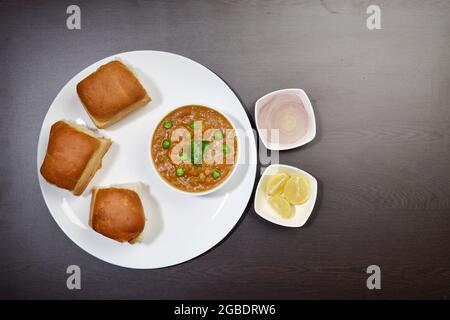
[255,88,316,151]
[254,164,318,227]
[149,105,241,196]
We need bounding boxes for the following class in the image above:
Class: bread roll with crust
[89,187,146,243]
[40,120,112,195]
[76,60,151,128]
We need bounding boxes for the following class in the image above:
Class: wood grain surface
[0,0,449,299]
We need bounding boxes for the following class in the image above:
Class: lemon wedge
[264,172,289,196]
[283,175,310,205]
[268,195,293,218]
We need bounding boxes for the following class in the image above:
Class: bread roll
[40,120,112,195]
[89,186,146,243]
[76,60,151,128]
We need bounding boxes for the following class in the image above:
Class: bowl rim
[255,88,316,151]
[254,163,318,227]
[149,104,241,196]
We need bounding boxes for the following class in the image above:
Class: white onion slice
[257,92,308,145]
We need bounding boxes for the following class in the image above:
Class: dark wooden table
[1,0,449,299]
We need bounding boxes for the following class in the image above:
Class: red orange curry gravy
[151,105,238,192]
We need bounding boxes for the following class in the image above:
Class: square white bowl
[254,164,317,228]
[255,88,316,151]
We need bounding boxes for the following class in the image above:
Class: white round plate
[37,51,257,269]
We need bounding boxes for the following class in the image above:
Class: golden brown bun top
[91,188,145,243]
[40,121,100,191]
[76,60,148,122]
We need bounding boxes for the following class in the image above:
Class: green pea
[211,169,221,179]
[163,120,173,129]
[162,140,171,149]
[180,152,189,161]
[190,121,199,130]
[223,144,232,154]
[214,131,223,140]
[176,167,185,177]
